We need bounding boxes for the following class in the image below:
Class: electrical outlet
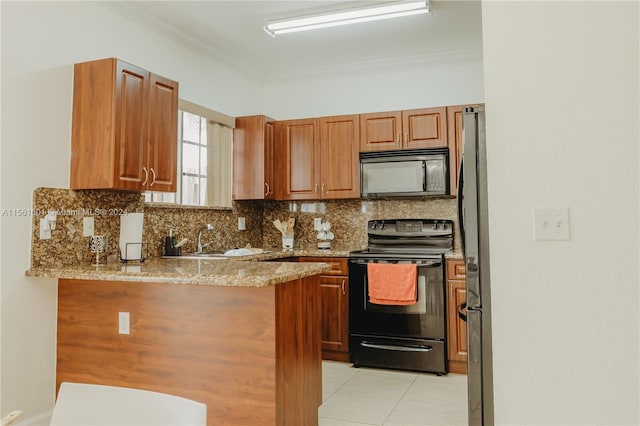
[83,216,95,237]
[533,207,570,241]
[118,312,130,335]
[238,217,246,230]
[313,218,322,231]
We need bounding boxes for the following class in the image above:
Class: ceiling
[102,1,483,81]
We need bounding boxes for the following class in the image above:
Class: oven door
[348,256,446,340]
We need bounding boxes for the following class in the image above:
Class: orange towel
[367,263,418,306]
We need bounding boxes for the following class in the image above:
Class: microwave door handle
[422,162,427,191]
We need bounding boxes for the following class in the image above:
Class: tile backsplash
[31,188,145,268]
[31,188,458,267]
[262,197,459,251]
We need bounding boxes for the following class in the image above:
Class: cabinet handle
[264,182,270,196]
[321,183,325,194]
[150,168,156,187]
[341,279,345,295]
[405,132,408,143]
[396,133,400,144]
[314,183,318,193]
[142,167,149,186]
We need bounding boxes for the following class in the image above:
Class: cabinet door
[402,107,447,149]
[447,104,482,196]
[319,275,349,355]
[113,61,149,190]
[447,259,467,374]
[233,116,272,200]
[275,118,320,200]
[147,73,178,192]
[359,111,402,152]
[319,115,360,199]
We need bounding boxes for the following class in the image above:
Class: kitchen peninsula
[27,258,331,426]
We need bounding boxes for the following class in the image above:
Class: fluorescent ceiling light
[264,1,429,37]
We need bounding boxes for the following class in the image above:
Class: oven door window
[349,259,445,340]
[364,268,426,315]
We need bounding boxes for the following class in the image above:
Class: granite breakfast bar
[27,258,331,426]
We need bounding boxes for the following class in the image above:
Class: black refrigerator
[457,106,495,425]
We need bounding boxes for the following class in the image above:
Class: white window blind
[206,121,233,208]
[147,101,235,208]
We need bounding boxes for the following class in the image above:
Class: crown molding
[98,1,266,81]
[261,48,484,83]
[99,2,482,85]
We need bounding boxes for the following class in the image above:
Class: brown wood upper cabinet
[360,107,447,152]
[447,104,483,196]
[71,58,178,192]
[275,115,359,200]
[233,115,275,200]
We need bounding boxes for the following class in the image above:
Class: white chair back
[50,382,207,426]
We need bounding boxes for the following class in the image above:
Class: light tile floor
[319,361,468,426]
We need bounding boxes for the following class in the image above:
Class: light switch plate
[533,207,570,241]
[39,218,51,240]
[83,216,95,237]
[313,218,322,231]
[238,217,246,230]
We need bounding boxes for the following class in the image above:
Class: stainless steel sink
[162,249,275,261]
[163,253,230,260]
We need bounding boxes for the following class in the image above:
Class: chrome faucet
[196,224,215,253]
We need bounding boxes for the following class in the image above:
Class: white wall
[262,57,484,119]
[0,2,261,420]
[482,1,639,424]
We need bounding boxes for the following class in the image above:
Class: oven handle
[349,259,441,267]
[361,341,433,352]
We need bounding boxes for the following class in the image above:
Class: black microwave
[360,148,449,198]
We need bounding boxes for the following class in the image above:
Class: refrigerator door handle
[457,157,465,258]
[457,301,467,322]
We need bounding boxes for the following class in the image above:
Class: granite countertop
[25,247,359,287]
[26,245,465,286]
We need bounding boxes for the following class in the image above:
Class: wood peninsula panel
[57,277,321,426]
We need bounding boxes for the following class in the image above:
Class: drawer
[299,257,348,275]
[446,259,466,279]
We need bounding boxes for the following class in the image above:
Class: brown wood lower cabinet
[446,259,468,374]
[56,277,322,426]
[299,257,349,361]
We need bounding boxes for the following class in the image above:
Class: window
[180,111,208,206]
[146,101,235,207]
